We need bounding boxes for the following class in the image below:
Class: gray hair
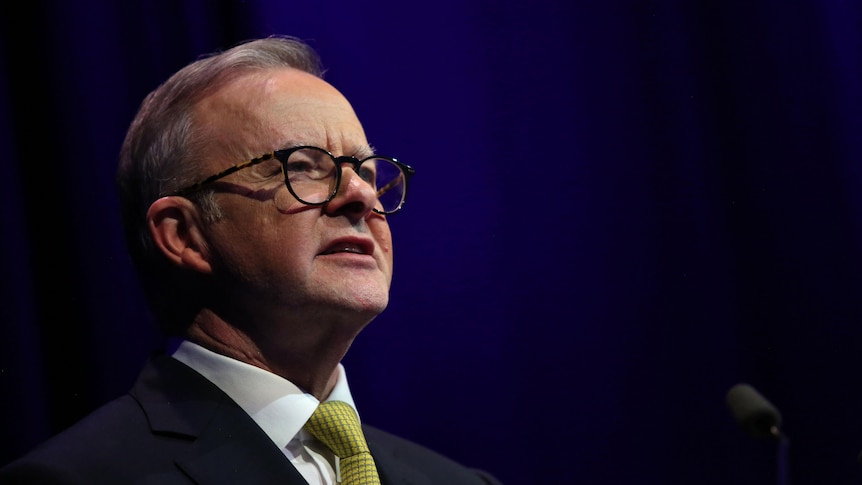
[116,35,324,334]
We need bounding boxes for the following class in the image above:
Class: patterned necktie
[305,401,381,485]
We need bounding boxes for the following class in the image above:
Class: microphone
[726,383,783,439]
[725,383,789,485]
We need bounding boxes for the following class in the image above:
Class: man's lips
[319,237,374,256]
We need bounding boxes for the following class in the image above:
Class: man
[0,35,500,484]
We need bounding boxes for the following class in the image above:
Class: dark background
[3,1,862,484]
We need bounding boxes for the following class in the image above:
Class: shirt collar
[171,339,359,449]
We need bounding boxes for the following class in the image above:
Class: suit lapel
[177,410,307,485]
[365,426,431,485]
[132,354,308,485]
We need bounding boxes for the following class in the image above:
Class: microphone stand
[726,384,788,485]
[775,428,790,485]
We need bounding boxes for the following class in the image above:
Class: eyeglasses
[169,146,415,214]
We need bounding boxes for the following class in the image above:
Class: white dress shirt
[172,340,360,485]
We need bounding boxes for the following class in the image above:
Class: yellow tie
[305,401,381,485]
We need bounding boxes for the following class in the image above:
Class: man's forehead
[204,71,340,112]
[197,69,368,157]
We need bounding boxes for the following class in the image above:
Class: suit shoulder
[0,394,177,483]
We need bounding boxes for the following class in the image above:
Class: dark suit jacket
[0,354,500,485]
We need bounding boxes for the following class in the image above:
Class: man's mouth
[321,245,363,255]
[320,239,373,256]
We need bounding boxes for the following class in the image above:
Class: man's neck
[184,312,356,399]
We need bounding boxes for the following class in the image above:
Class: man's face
[192,68,393,329]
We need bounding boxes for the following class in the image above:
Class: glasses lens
[364,158,406,213]
[285,147,338,204]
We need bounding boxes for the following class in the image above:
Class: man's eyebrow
[353,144,376,159]
[288,141,304,148]
[276,142,377,158]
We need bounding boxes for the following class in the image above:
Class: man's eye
[286,160,315,173]
[357,166,376,183]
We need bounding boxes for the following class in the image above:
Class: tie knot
[306,401,369,458]
[305,401,381,484]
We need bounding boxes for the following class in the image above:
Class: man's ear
[147,197,213,274]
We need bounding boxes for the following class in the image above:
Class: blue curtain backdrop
[2,1,862,483]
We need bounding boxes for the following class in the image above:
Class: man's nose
[323,165,379,219]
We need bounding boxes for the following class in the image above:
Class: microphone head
[726,383,783,439]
